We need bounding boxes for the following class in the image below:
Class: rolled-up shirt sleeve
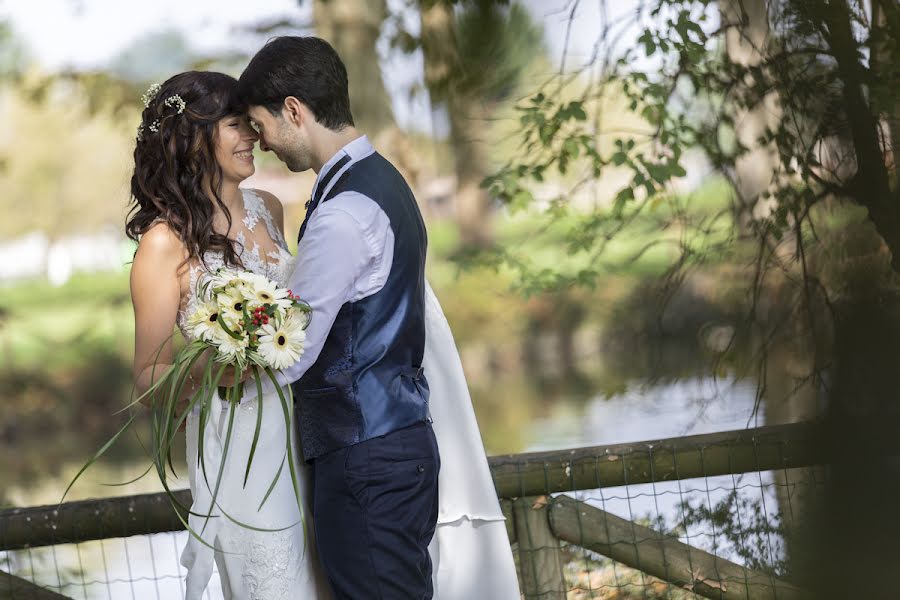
[262,199,374,392]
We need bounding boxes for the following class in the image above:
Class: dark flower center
[233,302,243,311]
[209,313,218,322]
[277,335,286,346]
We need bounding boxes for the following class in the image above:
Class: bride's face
[215,114,259,183]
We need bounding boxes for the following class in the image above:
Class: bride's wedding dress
[178,188,520,599]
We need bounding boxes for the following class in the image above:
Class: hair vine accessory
[164,95,186,114]
[141,83,161,108]
[136,119,161,142]
[136,89,185,142]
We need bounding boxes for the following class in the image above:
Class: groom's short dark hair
[238,36,354,130]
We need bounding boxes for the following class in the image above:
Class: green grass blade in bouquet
[263,366,306,541]
[61,334,177,503]
[59,413,137,504]
[195,377,240,535]
[243,366,265,489]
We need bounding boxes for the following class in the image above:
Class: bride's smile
[215,115,258,183]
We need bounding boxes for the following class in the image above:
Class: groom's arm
[263,193,393,391]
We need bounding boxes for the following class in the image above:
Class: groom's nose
[258,133,271,152]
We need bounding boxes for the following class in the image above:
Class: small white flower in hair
[164,95,186,114]
[148,120,160,133]
[141,83,161,108]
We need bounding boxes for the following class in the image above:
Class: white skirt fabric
[181,282,520,599]
[423,281,521,599]
[181,390,331,600]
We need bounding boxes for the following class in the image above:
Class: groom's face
[248,105,311,173]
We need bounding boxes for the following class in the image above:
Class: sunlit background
[1,0,898,598]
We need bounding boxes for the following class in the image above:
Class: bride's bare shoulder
[133,221,186,270]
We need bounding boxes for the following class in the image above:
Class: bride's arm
[131,224,250,408]
[130,223,184,403]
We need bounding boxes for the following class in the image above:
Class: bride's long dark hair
[126,71,245,268]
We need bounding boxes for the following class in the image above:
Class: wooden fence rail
[550,495,808,600]
[0,570,69,600]
[0,421,826,552]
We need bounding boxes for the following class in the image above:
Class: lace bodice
[177,188,293,338]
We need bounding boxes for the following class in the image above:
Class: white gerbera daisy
[210,268,253,295]
[186,300,221,342]
[211,324,249,362]
[257,315,307,369]
[217,288,248,328]
[243,273,291,309]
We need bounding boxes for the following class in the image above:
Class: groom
[237,37,440,599]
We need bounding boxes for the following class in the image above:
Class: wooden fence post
[512,496,566,600]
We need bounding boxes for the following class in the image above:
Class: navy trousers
[311,422,440,599]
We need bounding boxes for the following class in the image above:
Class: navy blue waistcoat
[292,152,430,461]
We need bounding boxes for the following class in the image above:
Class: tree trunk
[817,294,900,599]
[720,0,781,234]
[824,0,900,271]
[872,0,900,181]
[815,8,900,596]
[312,0,396,136]
[419,2,493,247]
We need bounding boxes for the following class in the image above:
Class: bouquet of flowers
[184,266,311,373]
[66,267,312,536]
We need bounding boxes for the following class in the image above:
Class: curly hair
[126,71,247,268]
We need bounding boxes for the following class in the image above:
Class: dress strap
[241,188,288,250]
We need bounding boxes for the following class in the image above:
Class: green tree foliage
[482,0,899,288]
[0,20,26,82]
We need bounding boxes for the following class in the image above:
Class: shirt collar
[312,135,373,199]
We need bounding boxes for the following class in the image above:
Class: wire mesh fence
[2,422,827,599]
[510,465,824,599]
[2,531,211,600]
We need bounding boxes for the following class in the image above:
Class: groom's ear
[283,97,305,127]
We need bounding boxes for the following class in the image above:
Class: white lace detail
[244,188,289,250]
[219,526,303,600]
[242,206,261,232]
[177,188,293,337]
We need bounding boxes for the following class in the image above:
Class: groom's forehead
[251,107,286,132]
[248,105,274,121]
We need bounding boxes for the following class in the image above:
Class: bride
[127,71,519,599]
